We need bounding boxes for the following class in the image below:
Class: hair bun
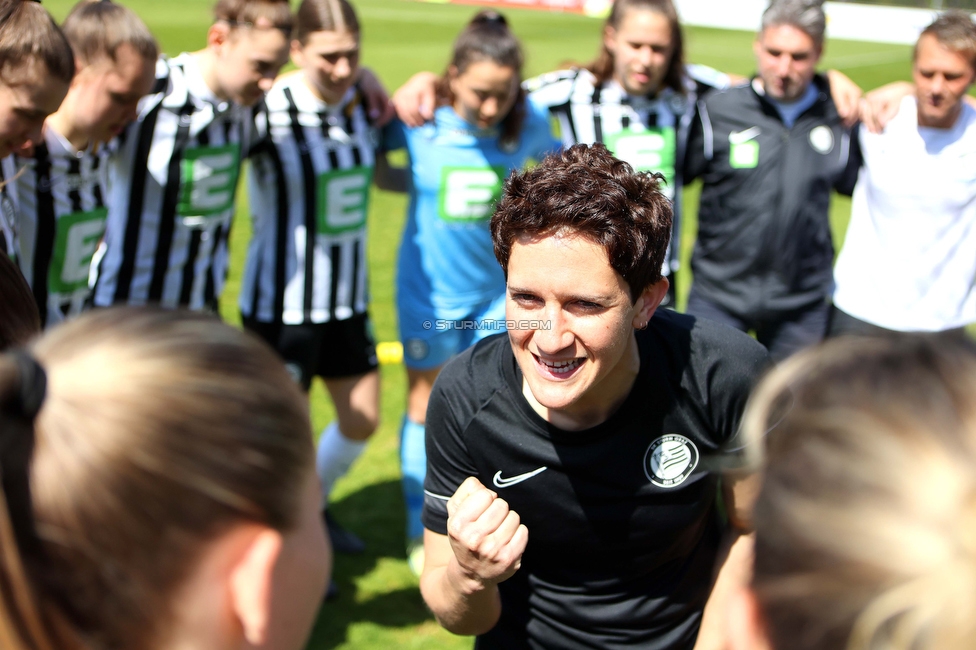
[6,350,46,421]
[470,9,508,28]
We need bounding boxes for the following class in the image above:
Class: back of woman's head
[0,0,74,86]
[742,335,976,650]
[0,308,313,650]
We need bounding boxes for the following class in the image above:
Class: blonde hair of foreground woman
[0,307,330,650]
[733,334,976,650]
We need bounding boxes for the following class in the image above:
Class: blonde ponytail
[0,308,314,649]
[744,335,976,650]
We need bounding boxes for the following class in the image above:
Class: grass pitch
[42,0,916,647]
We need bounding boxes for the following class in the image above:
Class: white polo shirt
[833,95,976,331]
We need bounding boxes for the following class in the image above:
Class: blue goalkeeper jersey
[386,103,558,312]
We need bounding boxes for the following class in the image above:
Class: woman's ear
[728,586,774,650]
[290,40,305,68]
[207,22,232,51]
[447,64,460,95]
[631,278,669,329]
[229,527,284,646]
[603,25,618,54]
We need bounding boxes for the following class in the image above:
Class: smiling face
[68,45,157,145]
[449,59,520,129]
[604,8,675,97]
[211,23,291,107]
[754,24,821,102]
[913,33,976,129]
[0,65,69,157]
[505,231,664,429]
[292,29,360,105]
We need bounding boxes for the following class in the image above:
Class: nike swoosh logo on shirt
[492,467,548,488]
[729,126,762,144]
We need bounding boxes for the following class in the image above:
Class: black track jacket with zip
[684,74,858,320]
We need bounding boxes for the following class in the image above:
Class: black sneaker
[323,509,366,554]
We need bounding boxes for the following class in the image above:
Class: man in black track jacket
[684,0,858,360]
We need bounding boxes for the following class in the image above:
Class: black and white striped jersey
[0,156,21,258]
[525,64,729,275]
[240,72,376,325]
[92,53,249,311]
[14,127,108,327]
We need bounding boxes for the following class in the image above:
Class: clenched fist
[446,476,529,589]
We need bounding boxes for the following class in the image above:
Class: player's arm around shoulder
[372,117,409,193]
[420,476,527,636]
[373,148,407,192]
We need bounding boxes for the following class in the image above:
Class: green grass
[42,1,917,647]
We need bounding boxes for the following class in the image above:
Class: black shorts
[243,313,378,390]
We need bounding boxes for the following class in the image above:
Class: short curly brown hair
[490,143,673,301]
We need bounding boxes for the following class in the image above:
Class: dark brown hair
[0,308,313,650]
[295,0,360,44]
[213,0,294,33]
[586,0,686,95]
[61,0,158,66]
[743,335,976,650]
[0,0,74,86]
[916,10,976,69]
[491,143,672,300]
[0,252,40,352]
[436,10,526,148]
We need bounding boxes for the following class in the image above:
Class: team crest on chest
[643,434,699,488]
[809,126,834,154]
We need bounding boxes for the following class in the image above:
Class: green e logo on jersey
[177,144,241,217]
[49,207,107,294]
[438,166,506,222]
[605,127,676,188]
[316,167,373,234]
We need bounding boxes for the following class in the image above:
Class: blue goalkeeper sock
[400,416,428,542]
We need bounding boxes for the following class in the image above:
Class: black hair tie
[0,350,46,561]
[8,350,46,422]
[473,10,507,27]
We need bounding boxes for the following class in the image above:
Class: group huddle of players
[1,0,976,647]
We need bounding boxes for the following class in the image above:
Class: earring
[636,321,648,331]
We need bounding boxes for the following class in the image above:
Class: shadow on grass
[310,586,435,649]
[308,479,436,649]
